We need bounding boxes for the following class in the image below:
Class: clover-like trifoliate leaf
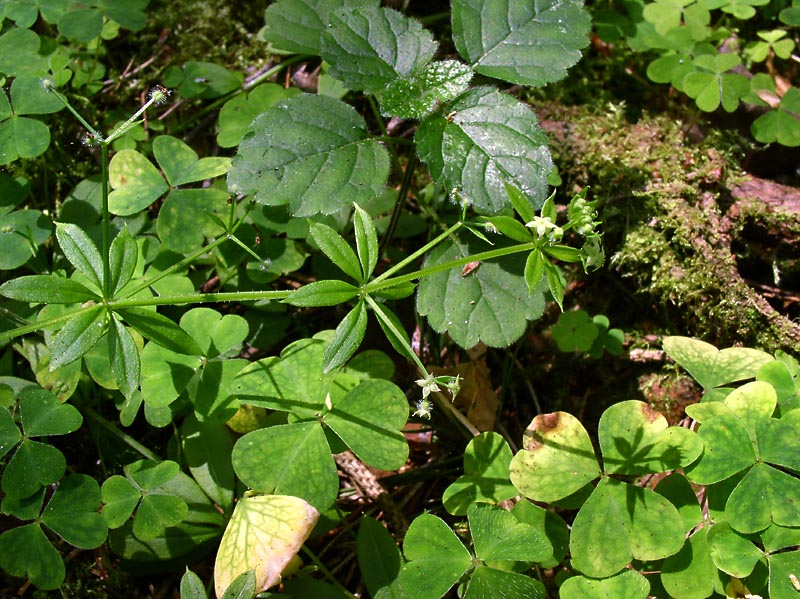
[660,527,719,599]
[261,0,379,54]
[232,422,340,512]
[570,478,685,578]
[227,94,390,217]
[510,411,600,503]
[108,149,169,216]
[469,502,550,563]
[0,523,64,589]
[663,336,773,390]
[40,474,107,549]
[0,208,51,268]
[752,88,800,147]
[560,570,650,599]
[416,87,553,214]
[464,566,546,599]
[0,406,20,461]
[214,493,319,598]
[451,0,591,87]
[598,400,703,475]
[380,60,474,119]
[416,234,546,348]
[442,431,517,515]
[321,6,437,94]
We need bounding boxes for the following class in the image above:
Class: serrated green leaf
[217,83,302,148]
[116,307,203,355]
[380,59,474,119]
[285,280,360,307]
[55,222,104,292]
[416,87,553,214]
[49,305,106,370]
[309,221,362,281]
[324,379,408,470]
[321,6,437,94]
[570,478,685,578]
[0,274,98,304]
[41,474,107,549]
[452,0,591,86]
[323,299,367,372]
[417,234,546,348]
[227,94,390,217]
[443,432,516,515]
[510,412,600,503]
[232,422,339,512]
[261,0,379,54]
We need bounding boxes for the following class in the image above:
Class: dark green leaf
[0,407,21,461]
[2,440,66,499]
[0,523,64,590]
[0,275,98,304]
[227,94,390,217]
[262,0,379,55]
[180,568,208,599]
[323,300,368,372]
[41,474,107,549]
[370,300,417,364]
[452,0,591,86]
[49,305,106,370]
[101,475,140,528]
[416,87,553,214]
[181,414,235,514]
[321,6,437,94]
[117,308,203,356]
[0,209,51,269]
[20,387,82,437]
[358,516,402,597]
[380,60,474,119]
[543,259,564,311]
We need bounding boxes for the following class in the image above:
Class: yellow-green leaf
[214,493,319,598]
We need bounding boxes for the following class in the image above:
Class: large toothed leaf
[227,94,390,217]
[416,234,546,348]
[321,6,437,94]
[416,87,553,214]
[451,0,591,87]
[261,0,379,55]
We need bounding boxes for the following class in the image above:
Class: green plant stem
[370,221,464,285]
[300,547,358,599]
[82,405,159,462]
[366,241,536,294]
[47,86,102,140]
[101,143,112,298]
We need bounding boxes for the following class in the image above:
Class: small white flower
[525,216,563,241]
[415,373,441,399]
[413,398,433,419]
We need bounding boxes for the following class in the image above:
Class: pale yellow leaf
[214,493,319,598]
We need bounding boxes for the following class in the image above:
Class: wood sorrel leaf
[510,411,600,503]
[660,528,718,599]
[469,502,550,562]
[321,6,437,94]
[443,431,516,516]
[663,336,773,390]
[41,474,106,549]
[560,570,650,599]
[463,566,546,599]
[725,463,800,533]
[227,94,390,217]
[416,87,553,214]
[181,414,235,514]
[55,222,104,292]
[0,274,99,304]
[0,209,51,268]
[108,149,169,216]
[451,0,591,87]
[323,379,408,470]
[262,0,380,55]
[416,234,546,348]
[707,522,762,577]
[214,493,319,598]
[232,422,339,512]
[0,523,64,590]
[153,135,232,187]
[598,400,703,474]
[395,514,471,599]
[570,478,685,578]
[0,407,21,461]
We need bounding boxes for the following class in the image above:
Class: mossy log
[537,103,800,353]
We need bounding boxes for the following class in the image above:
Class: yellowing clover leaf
[214,493,319,598]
